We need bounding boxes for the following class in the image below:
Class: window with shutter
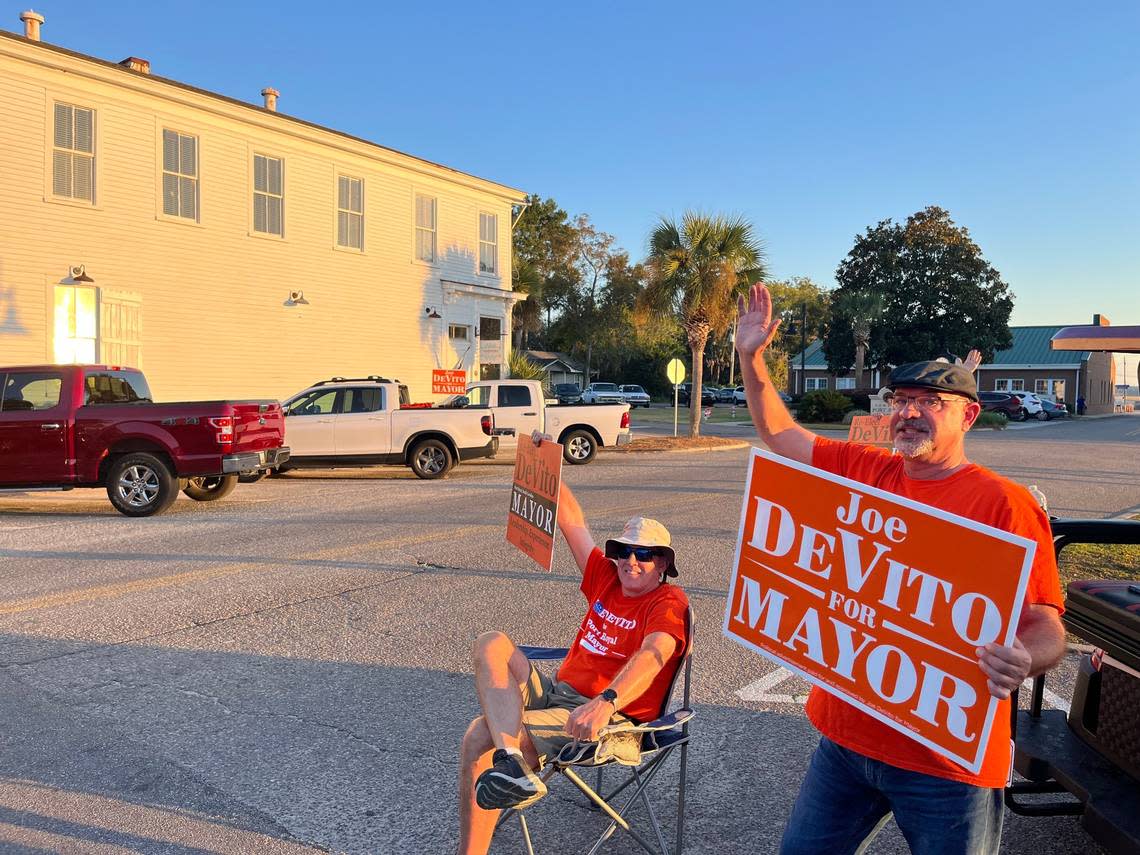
[415,194,436,262]
[52,102,95,202]
[100,292,143,367]
[479,212,498,274]
[253,153,284,236]
[337,175,364,249]
[161,130,198,220]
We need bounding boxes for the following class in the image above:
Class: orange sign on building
[847,414,892,446]
[723,450,1036,773]
[432,369,467,395]
[506,436,564,571]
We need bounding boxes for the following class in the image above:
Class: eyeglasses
[614,544,659,561]
[884,393,966,413]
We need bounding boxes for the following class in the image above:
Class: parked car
[731,386,789,406]
[280,376,496,479]
[580,382,625,404]
[0,364,289,516]
[715,386,736,403]
[553,383,583,404]
[444,379,631,465]
[1038,399,1069,420]
[678,384,717,407]
[979,391,1028,420]
[1018,392,1045,418]
[618,384,651,408]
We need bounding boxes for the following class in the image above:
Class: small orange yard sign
[506,436,563,571]
[432,369,467,395]
[848,414,892,446]
[723,449,1036,773]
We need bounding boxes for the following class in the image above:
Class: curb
[605,440,752,456]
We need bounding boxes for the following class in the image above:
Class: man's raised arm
[735,282,817,464]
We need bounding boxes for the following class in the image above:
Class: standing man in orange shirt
[456,455,689,855]
[736,283,1066,854]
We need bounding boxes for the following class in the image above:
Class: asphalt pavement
[0,413,1137,854]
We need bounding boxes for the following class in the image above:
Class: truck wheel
[562,430,597,465]
[106,452,179,517]
[182,475,239,501]
[410,439,453,479]
[238,470,269,483]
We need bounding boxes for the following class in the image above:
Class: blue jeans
[779,737,1003,855]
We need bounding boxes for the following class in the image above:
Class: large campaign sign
[506,437,563,571]
[723,450,1036,773]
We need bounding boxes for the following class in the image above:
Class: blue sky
[14,1,1139,363]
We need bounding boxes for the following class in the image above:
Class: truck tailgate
[230,401,285,452]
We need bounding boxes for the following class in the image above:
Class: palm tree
[833,290,884,388]
[643,213,766,437]
[511,260,543,351]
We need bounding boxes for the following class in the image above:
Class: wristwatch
[600,688,618,706]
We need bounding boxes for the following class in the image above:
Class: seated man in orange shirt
[456,465,689,855]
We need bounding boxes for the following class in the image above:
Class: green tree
[511,260,543,351]
[765,277,831,395]
[831,290,884,389]
[825,206,1013,374]
[511,195,578,333]
[643,213,766,437]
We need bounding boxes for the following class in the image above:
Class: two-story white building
[0,13,528,401]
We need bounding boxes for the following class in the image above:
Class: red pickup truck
[0,365,289,516]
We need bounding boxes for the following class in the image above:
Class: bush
[797,390,854,423]
[842,409,870,425]
[973,411,1008,430]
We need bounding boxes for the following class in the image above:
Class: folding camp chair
[496,607,694,855]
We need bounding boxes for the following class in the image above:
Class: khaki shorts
[521,665,631,765]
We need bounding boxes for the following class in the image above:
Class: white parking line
[736,666,805,704]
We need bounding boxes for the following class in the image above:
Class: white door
[284,389,339,456]
[335,386,390,456]
[494,383,543,454]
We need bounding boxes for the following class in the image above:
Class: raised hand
[962,349,982,373]
[735,282,782,358]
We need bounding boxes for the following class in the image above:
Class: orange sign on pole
[848,414,892,446]
[723,450,1035,773]
[432,369,467,395]
[506,436,564,571]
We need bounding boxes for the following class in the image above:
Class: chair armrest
[624,708,695,733]
[519,645,569,661]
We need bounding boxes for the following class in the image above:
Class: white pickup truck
[442,379,631,464]
[277,376,497,479]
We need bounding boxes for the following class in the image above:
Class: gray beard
[894,435,935,458]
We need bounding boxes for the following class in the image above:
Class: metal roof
[787,339,827,369]
[982,326,1090,367]
[790,327,1092,371]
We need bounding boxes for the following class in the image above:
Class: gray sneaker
[475,749,547,810]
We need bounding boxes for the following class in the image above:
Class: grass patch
[631,404,756,426]
[1058,542,1140,587]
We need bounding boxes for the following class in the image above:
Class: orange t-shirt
[556,547,689,722]
[807,437,1064,787]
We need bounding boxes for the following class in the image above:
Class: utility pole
[728,317,737,388]
[799,301,807,395]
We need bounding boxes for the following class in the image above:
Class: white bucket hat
[604,517,678,578]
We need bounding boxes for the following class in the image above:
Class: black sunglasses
[614,544,660,561]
